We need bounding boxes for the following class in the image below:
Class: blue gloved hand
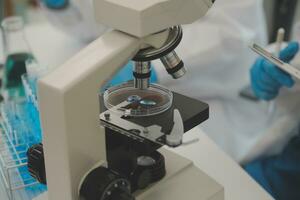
[42,0,69,9]
[250,42,299,100]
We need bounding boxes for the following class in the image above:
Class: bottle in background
[1,16,33,100]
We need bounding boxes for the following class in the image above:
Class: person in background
[245,41,300,200]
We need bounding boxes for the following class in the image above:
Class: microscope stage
[100,92,209,146]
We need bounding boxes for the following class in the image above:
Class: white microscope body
[37,0,224,199]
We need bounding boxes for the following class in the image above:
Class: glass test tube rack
[0,75,46,200]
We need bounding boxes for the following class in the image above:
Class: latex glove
[42,0,69,9]
[106,62,158,88]
[250,42,299,100]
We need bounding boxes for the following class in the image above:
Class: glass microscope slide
[250,43,300,81]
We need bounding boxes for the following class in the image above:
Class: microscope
[28,0,224,199]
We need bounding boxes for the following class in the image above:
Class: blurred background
[0,0,43,24]
[1,0,300,42]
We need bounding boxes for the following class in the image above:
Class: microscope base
[136,148,224,200]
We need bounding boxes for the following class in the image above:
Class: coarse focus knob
[108,188,135,200]
[80,167,135,200]
[27,143,47,185]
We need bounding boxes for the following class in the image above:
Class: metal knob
[79,167,134,200]
[27,143,47,185]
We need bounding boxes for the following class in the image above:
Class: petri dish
[103,82,173,117]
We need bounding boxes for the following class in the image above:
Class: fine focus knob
[27,143,47,185]
[130,152,166,192]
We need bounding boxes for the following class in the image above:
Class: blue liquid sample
[1,74,47,197]
[127,95,142,103]
[4,53,33,99]
[140,99,157,107]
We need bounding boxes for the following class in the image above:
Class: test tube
[268,28,285,117]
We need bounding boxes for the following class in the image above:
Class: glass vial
[1,16,33,100]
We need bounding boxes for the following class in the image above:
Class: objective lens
[160,51,186,79]
[133,61,151,89]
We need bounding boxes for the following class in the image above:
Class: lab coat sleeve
[215,0,268,45]
[245,133,300,200]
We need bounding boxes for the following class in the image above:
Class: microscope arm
[95,0,214,37]
[38,30,141,200]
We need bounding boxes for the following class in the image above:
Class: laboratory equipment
[43,0,69,9]
[250,43,300,81]
[0,101,46,200]
[275,28,285,57]
[267,28,285,122]
[31,0,224,200]
[241,29,286,102]
[0,59,46,200]
[0,102,45,200]
[1,16,33,101]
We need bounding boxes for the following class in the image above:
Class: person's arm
[245,133,300,200]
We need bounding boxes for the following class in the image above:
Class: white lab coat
[40,0,109,42]
[41,0,300,163]
[154,0,300,163]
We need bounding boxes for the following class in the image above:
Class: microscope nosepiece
[160,51,186,79]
